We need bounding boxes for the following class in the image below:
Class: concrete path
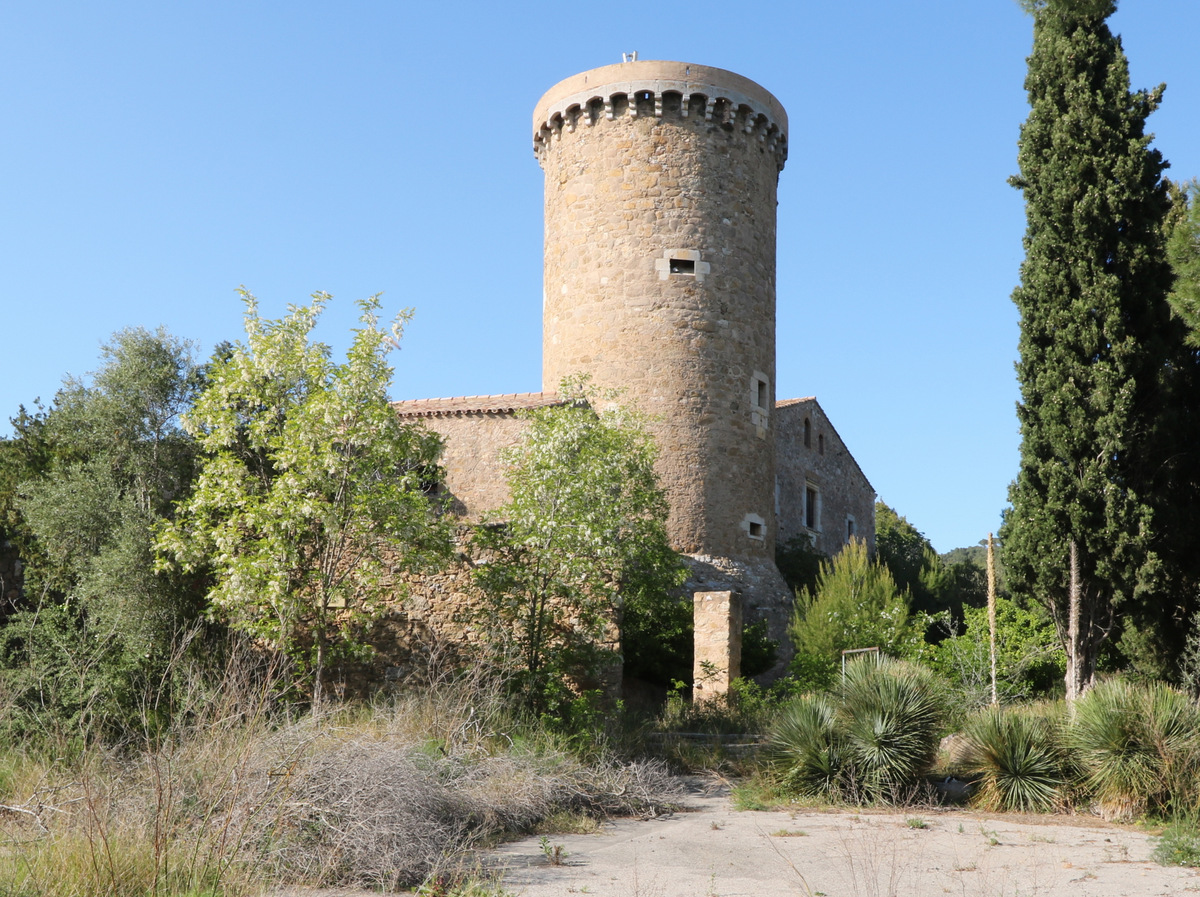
[490,781,1200,897]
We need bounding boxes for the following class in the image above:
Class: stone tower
[533,59,794,647]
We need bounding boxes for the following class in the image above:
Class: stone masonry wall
[776,398,876,558]
[535,60,787,565]
[391,394,558,521]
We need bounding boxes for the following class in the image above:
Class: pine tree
[1003,0,1178,701]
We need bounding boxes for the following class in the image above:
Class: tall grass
[0,647,679,895]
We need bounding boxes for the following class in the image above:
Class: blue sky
[3,1,1198,553]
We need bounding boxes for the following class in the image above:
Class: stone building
[776,398,875,558]
[390,59,874,677]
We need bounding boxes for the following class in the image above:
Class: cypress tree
[1003,0,1178,700]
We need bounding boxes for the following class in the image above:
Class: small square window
[748,521,764,538]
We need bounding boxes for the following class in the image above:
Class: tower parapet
[533,60,788,171]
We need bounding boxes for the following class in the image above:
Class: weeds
[0,646,679,895]
[1154,821,1200,867]
[538,836,567,865]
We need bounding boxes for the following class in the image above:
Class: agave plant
[766,694,843,799]
[961,705,1064,812]
[835,657,943,803]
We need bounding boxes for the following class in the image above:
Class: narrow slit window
[805,485,819,530]
[756,379,767,409]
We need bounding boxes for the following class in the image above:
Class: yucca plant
[835,657,943,803]
[961,705,1064,812]
[1144,684,1200,817]
[1068,679,1200,820]
[765,694,843,799]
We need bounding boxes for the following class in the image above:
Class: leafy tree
[157,291,449,703]
[929,597,1065,709]
[1003,0,1185,699]
[0,328,206,738]
[874,504,988,634]
[788,539,922,690]
[874,502,949,617]
[471,376,685,714]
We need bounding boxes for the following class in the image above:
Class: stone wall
[391,393,558,520]
[334,540,485,695]
[775,397,876,558]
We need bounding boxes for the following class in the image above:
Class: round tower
[533,59,788,579]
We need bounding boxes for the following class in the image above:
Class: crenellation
[533,62,788,172]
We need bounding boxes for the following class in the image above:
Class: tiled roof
[775,396,817,408]
[391,391,561,418]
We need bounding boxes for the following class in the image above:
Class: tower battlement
[533,60,788,170]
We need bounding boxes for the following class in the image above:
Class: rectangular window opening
[756,379,767,410]
[805,486,818,530]
[669,258,696,276]
[748,521,764,538]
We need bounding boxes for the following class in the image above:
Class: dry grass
[0,652,680,895]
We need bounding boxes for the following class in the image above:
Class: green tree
[1003,0,1182,699]
[157,291,449,703]
[788,539,922,690]
[929,597,1065,709]
[471,376,685,714]
[874,502,949,616]
[1,328,206,738]
[1166,179,1200,343]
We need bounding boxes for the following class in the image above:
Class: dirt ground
[489,780,1200,897]
[273,779,1200,896]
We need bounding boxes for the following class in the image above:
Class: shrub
[765,694,842,799]
[960,705,1064,812]
[1154,820,1200,867]
[836,656,943,803]
[767,656,943,805]
[1068,679,1200,820]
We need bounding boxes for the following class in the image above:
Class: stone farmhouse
[386,59,875,683]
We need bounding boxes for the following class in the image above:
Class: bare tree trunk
[313,617,326,710]
[987,533,998,706]
[1066,539,1083,708]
